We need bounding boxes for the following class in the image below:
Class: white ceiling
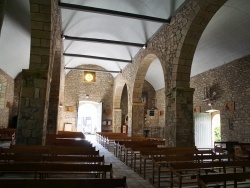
[0,0,250,91]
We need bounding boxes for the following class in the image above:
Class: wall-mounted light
[83,71,96,82]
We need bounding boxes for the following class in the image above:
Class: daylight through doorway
[77,101,102,134]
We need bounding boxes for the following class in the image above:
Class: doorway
[77,101,102,134]
[194,111,221,148]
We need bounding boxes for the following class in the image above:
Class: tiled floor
[85,134,155,188]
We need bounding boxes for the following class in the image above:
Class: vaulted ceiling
[0,0,250,91]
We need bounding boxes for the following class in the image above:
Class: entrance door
[194,112,212,148]
[77,101,102,134]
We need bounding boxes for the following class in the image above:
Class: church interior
[1,0,250,187]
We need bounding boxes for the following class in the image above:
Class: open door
[77,101,102,134]
[97,102,102,133]
[194,112,212,148]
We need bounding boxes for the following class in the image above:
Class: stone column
[113,109,122,133]
[167,87,195,147]
[131,103,145,137]
[16,70,48,145]
[16,0,60,145]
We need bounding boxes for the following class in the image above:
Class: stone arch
[132,53,164,136]
[113,77,126,109]
[113,77,127,133]
[166,0,227,147]
[173,0,227,88]
[132,54,161,103]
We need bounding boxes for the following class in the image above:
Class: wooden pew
[151,153,234,188]
[57,131,85,139]
[2,145,99,157]
[0,154,105,165]
[170,161,250,188]
[96,132,127,146]
[0,177,127,188]
[52,139,92,147]
[139,147,199,179]
[46,132,86,145]
[118,140,165,163]
[198,172,250,188]
[0,163,113,179]
[0,128,15,144]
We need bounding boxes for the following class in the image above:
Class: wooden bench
[1,145,99,157]
[52,139,92,147]
[118,140,165,163]
[46,132,86,145]
[198,172,250,188]
[96,132,127,146]
[57,131,85,139]
[170,161,250,188]
[0,163,113,179]
[151,153,234,188]
[0,177,127,188]
[0,128,15,144]
[0,154,105,165]
[139,147,199,179]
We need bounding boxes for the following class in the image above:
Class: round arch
[132,53,164,103]
[131,53,165,136]
[113,77,126,109]
[173,0,227,88]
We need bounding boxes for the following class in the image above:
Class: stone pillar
[167,87,195,147]
[47,39,63,133]
[16,0,60,145]
[131,103,145,137]
[113,109,122,133]
[16,70,48,145]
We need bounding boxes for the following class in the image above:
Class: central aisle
[85,135,154,188]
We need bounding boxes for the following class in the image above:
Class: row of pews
[0,128,15,144]
[0,131,127,188]
[96,132,250,188]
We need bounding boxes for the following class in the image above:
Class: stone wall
[156,87,166,127]
[13,73,22,117]
[63,65,114,131]
[121,84,128,126]
[0,69,14,128]
[191,55,250,143]
[142,80,156,110]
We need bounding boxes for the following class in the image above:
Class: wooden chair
[214,145,226,155]
[234,145,249,160]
